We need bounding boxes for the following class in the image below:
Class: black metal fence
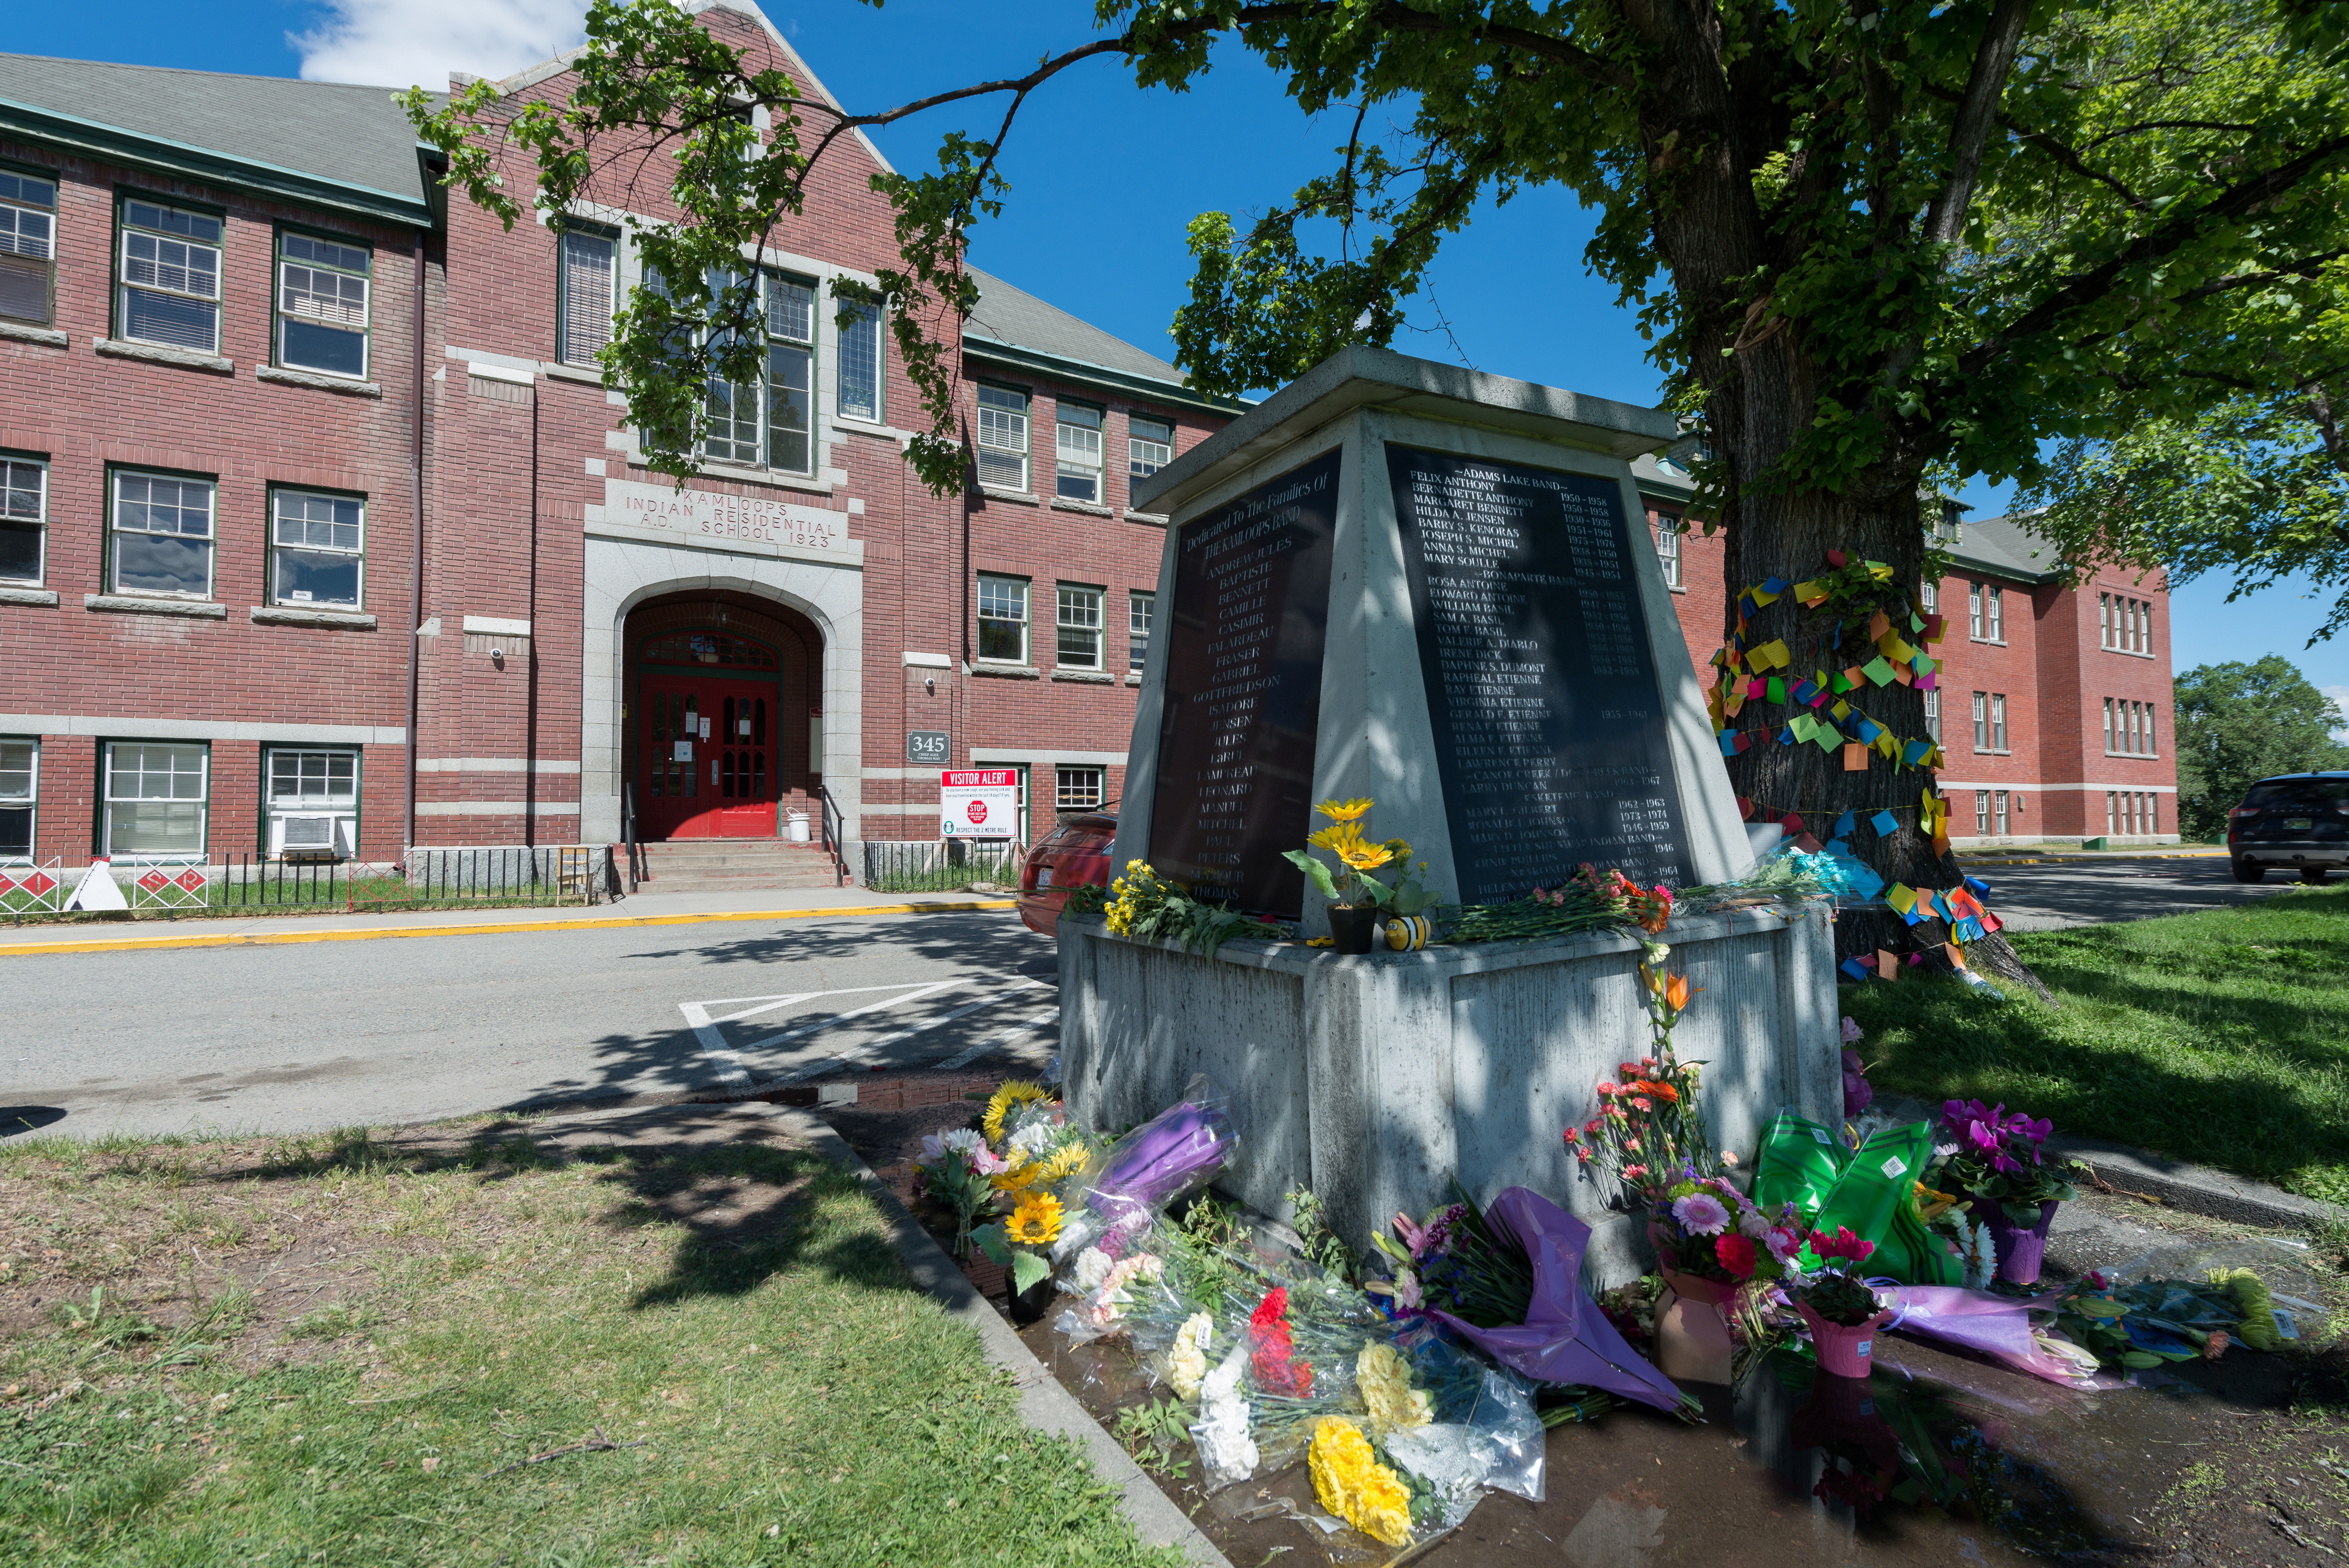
[862,838,1025,893]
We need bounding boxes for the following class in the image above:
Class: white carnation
[1072,1247,1113,1294]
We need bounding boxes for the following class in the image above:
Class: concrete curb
[1954,849,2226,869]
[0,899,1018,957]
[751,1102,1230,1568]
[1877,1093,2337,1231]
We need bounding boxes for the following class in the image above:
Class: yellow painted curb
[0,900,1020,957]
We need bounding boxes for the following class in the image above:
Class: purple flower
[1672,1193,1731,1236]
[1840,1016,1864,1044]
[1842,1048,1874,1117]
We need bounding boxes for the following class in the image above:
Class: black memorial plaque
[1387,445,1693,901]
[1146,449,1339,916]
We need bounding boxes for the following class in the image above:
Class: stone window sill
[1050,497,1113,517]
[542,362,605,386]
[692,457,833,495]
[970,662,1041,679]
[258,364,381,398]
[252,605,378,630]
[95,337,234,374]
[1051,668,1116,684]
[1123,509,1168,526]
[0,585,59,606]
[0,320,66,348]
[1125,672,1143,686]
[87,593,226,619]
[977,486,1039,507]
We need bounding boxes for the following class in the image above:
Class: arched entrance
[624,594,821,840]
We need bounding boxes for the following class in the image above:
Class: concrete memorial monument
[1059,348,1838,1283]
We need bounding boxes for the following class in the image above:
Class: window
[766,276,815,475]
[1921,580,1939,615]
[1056,584,1104,669]
[275,231,369,377]
[1654,514,1682,589]
[0,170,56,325]
[1129,590,1155,672]
[1056,765,1105,812]
[1991,693,2008,751]
[1985,583,2005,641]
[2098,593,2111,648]
[1,455,44,584]
[558,226,616,366]
[1055,403,1105,503]
[1968,581,1983,639]
[837,297,882,422]
[977,574,1029,663]
[2102,697,2114,753]
[271,489,364,609]
[1129,415,1172,480]
[701,266,761,465]
[266,747,358,857]
[1923,687,1940,742]
[103,742,207,859]
[2145,701,2156,755]
[977,385,1029,491]
[0,738,33,860]
[117,198,221,353]
[1994,790,2010,836]
[1976,790,1990,836]
[1971,691,1987,752]
[111,471,214,597]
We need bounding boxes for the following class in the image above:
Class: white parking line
[768,980,1047,1085]
[678,979,967,1088]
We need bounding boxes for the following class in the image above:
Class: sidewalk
[1956,844,2226,869]
[0,886,1018,957]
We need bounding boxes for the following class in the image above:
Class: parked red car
[1018,812,1117,935]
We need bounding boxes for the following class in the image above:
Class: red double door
[639,675,778,839]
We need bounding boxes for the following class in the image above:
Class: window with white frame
[1,455,45,584]
[1990,692,2008,751]
[1994,789,2010,836]
[558,225,617,366]
[766,275,815,475]
[117,198,221,353]
[977,385,1029,490]
[1129,415,1172,480]
[977,574,1029,663]
[265,747,358,857]
[1975,790,1990,836]
[836,296,882,421]
[1971,691,1987,751]
[0,169,56,326]
[103,741,207,859]
[1985,583,2005,641]
[1923,687,1941,742]
[1653,513,1682,588]
[271,489,364,609]
[276,231,370,378]
[1055,403,1105,503]
[1056,584,1104,669]
[111,471,214,597]
[1056,765,1105,812]
[702,266,762,465]
[0,738,34,860]
[1921,579,1939,615]
[1968,581,1984,640]
[1129,590,1155,671]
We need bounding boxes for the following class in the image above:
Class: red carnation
[1715,1233,1758,1280]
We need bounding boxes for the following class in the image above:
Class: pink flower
[1395,1271,1423,1311]
[1618,1062,1644,1077]
[1622,1164,1648,1182]
[1562,1126,1581,1144]
[1840,1016,1863,1044]
[1631,1096,1654,1112]
[1595,1081,1621,1097]
[1721,1151,1741,1168]
[1808,1226,1876,1263]
[1672,1194,1731,1236]
[1715,1233,1758,1280]
[1764,1227,1802,1264]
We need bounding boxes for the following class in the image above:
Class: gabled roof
[1950,512,2068,584]
[0,53,439,227]
[963,265,1239,414]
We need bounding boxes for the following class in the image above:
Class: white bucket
[786,810,811,843]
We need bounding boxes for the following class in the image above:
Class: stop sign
[967,798,988,825]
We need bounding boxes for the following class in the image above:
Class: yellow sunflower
[1036,1142,1090,1183]
[1308,821,1366,854]
[1337,839,1396,872]
[1314,798,1373,823]
[1007,1191,1064,1247]
[982,1079,1051,1143]
[991,1158,1041,1195]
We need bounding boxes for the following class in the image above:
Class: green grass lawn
[0,1118,1180,1567]
[1849,884,2349,1204]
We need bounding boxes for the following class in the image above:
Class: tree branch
[1923,0,2034,246]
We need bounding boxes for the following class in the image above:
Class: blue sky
[14,0,2343,705]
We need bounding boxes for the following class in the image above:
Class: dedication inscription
[1146,450,1340,916]
[1387,445,1692,901]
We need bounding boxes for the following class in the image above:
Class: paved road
[1966,852,2306,931]
[2,910,1060,1142]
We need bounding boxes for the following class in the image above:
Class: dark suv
[1017,812,1118,935]
[2228,772,2349,883]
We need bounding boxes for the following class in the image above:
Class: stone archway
[621,592,823,840]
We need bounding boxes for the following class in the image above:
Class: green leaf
[1009,1250,1051,1294]
[971,1224,1012,1268]
[1283,849,1341,902]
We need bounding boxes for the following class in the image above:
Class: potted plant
[1789,1227,1892,1377]
[1284,798,1439,954]
[1931,1099,2079,1285]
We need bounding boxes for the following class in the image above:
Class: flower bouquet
[911,1128,1008,1258]
[1283,797,1439,954]
[1931,1099,2080,1285]
[1640,1172,1805,1384]
[1789,1228,1892,1377]
[1051,1077,1237,1264]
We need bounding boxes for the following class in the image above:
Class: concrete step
[637,873,846,893]
[637,849,834,869]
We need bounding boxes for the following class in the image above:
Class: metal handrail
[818,783,847,886]
[621,780,641,893]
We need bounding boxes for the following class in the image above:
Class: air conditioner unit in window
[279,815,340,862]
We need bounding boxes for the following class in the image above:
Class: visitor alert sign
[940,769,1019,839]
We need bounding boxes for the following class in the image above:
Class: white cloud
[2324,684,2349,743]
[292,0,592,90]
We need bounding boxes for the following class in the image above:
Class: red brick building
[0,8,1233,879]
[1634,454,2180,846]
